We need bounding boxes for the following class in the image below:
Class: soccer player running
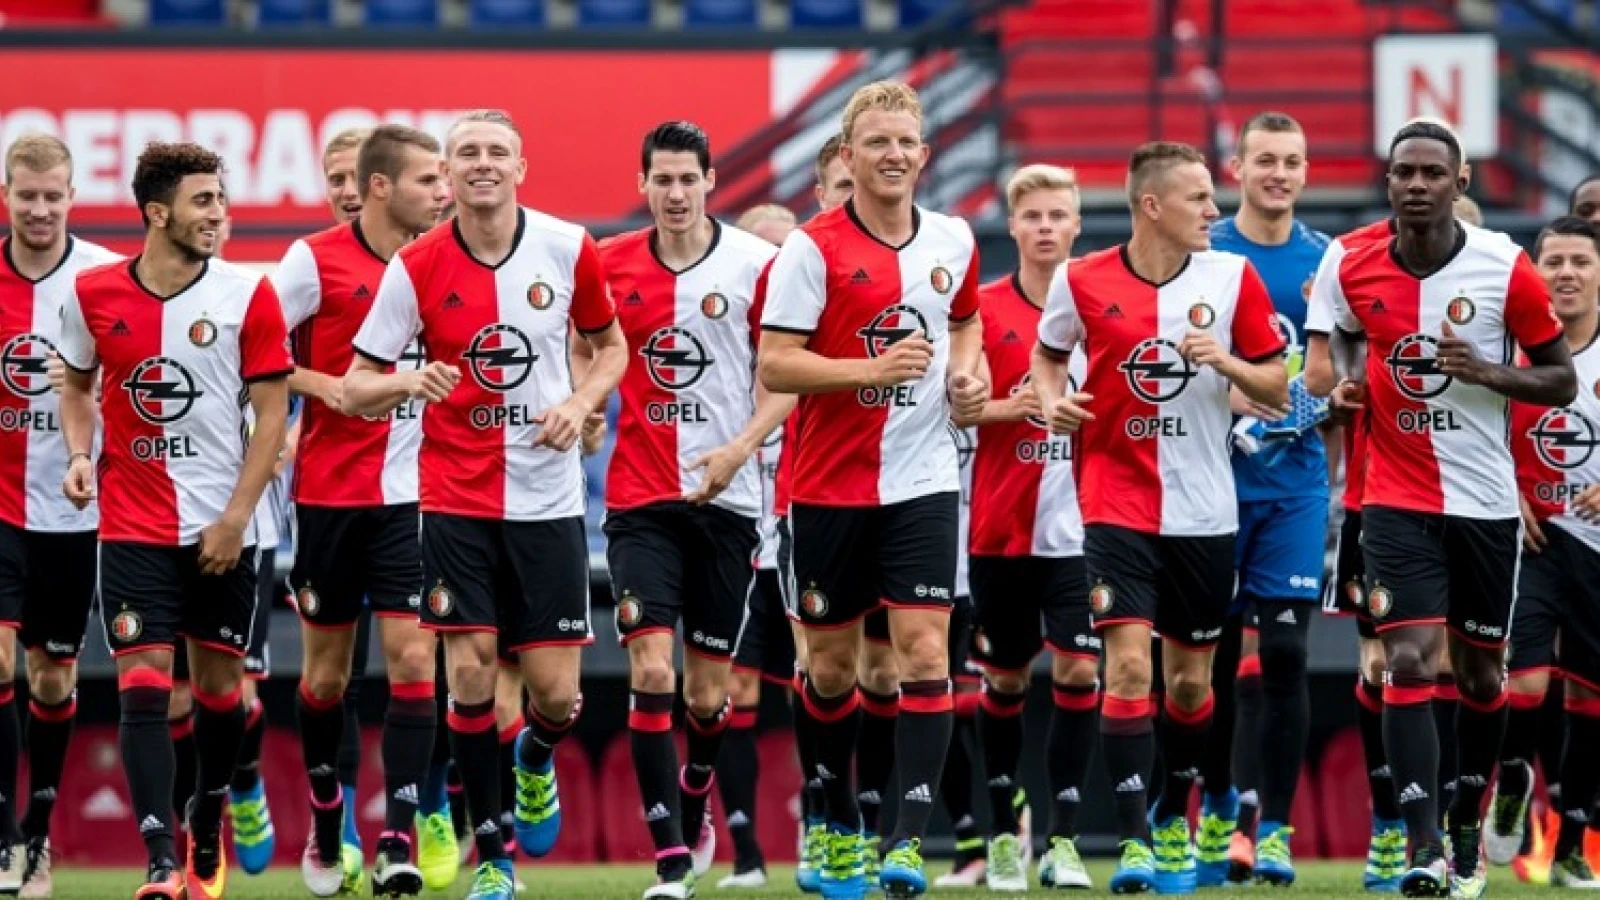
[1489,216,1600,889]
[759,81,988,899]
[1196,112,1330,887]
[1309,121,1576,899]
[955,163,1096,892]
[57,142,293,900]
[1031,141,1289,895]
[344,109,626,900]
[275,125,448,897]
[0,134,119,897]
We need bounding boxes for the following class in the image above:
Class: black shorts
[1510,523,1600,690]
[949,594,980,679]
[969,555,1099,671]
[1322,511,1377,640]
[99,541,260,658]
[732,569,796,683]
[605,502,759,660]
[291,503,422,628]
[1361,507,1520,647]
[0,523,98,661]
[245,549,277,679]
[421,513,592,652]
[1083,525,1235,647]
[789,492,958,628]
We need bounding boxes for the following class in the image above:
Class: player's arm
[1184,262,1288,408]
[569,326,607,456]
[686,383,797,506]
[535,234,627,453]
[946,307,988,423]
[343,255,459,417]
[1439,252,1576,406]
[271,239,344,411]
[56,286,99,508]
[1030,263,1093,434]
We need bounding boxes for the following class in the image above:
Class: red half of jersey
[1514,336,1600,553]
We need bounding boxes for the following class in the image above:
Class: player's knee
[528,686,579,724]
[806,652,857,697]
[1382,641,1434,682]
[1052,654,1098,688]
[1259,627,1308,683]
[631,657,676,695]
[386,642,434,685]
[683,687,727,721]
[1164,669,1211,711]
[1453,653,1506,703]
[29,661,76,704]
[1358,640,1388,685]
[894,631,947,683]
[728,672,760,707]
[448,661,497,704]
[858,659,899,695]
[984,669,1029,695]
[301,668,350,703]
[1104,652,1152,697]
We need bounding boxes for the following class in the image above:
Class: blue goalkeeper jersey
[1211,216,1332,502]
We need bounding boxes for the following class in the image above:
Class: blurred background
[0,0,1594,868]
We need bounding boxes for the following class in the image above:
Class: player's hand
[1002,386,1043,423]
[533,398,587,452]
[62,454,94,510]
[1521,492,1549,553]
[1436,321,1490,385]
[685,442,752,505]
[580,412,607,457]
[46,351,65,394]
[1229,384,1290,422]
[1178,329,1235,376]
[947,371,988,422]
[198,517,246,575]
[317,372,345,412]
[1330,378,1366,412]
[1046,392,1095,434]
[407,362,461,402]
[866,331,933,387]
[1573,484,1600,523]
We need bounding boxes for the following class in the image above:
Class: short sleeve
[1505,250,1564,351]
[571,232,617,335]
[761,230,827,335]
[748,258,773,337]
[272,239,322,333]
[353,254,422,366]
[951,244,980,323]
[1037,262,1083,355]
[57,279,96,372]
[241,278,294,383]
[1304,239,1346,335]
[1231,261,1289,362]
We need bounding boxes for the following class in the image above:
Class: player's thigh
[99,541,186,656]
[291,505,376,628]
[604,505,688,647]
[363,503,425,620]
[420,512,500,632]
[1153,533,1236,650]
[1041,554,1101,664]
[1442,514,1521,649]
[683,506,759,661]
[733,570,796,685]
[876,492,958,613]
[968,555,1045,674]
[1508,533,1565,679]
[502,516,594,655]
[20,528,97,663]
[1551,527,1600,694]
[1323,511,1377,635]
[242,547,275,681]
[1237,495,1328,603]
[1084,524,1161,632]
[1360,506,1449,633]
[789,503,876,628]
[179,543,260,660]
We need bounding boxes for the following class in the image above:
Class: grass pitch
[47,861,1567,898]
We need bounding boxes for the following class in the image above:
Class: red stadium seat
[259,725,312,864]
[1314,727,1370,859]
[752,732,804,864]
[53,725,146,866]
[539,741,600,862]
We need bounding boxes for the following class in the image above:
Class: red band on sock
[447,707,497,734]
[1384,683,1434,707]
[1355,679,1383,714]
[1565,695,1600,718]
[1434,679,1461,702]
[244,697,264,728]
[298,681,342,712]
[954,688,981,719]
[628,709,673,733]
[979,688,1027,718]
[0,685,15,705]
[118,666,172,693]
[1052,685,1099,711]
[859,689,899,718]
[790,672,805,695]
[1164,690,1214,726]
[528,697,581,736]
[729,707,758,730]
[389,680,436,701]
[1236,654,1263,679]
[902,691,954,714]
[801,686,860,723]
[29,697,76,723]
[1460,690,1507,714]
[687,706,730,736]
[1509,690,1546,711]
[499,716,525,745]
[192,684,242,714]
[168,715,194,740]
[1102,695,1151,720]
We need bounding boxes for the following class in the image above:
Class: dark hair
[1388,121,1461,169]
[357,125,441,200]
[1568,174,1600,212]
[641,121,711,174]
[1535,215,1600,260]
[132,142,224,227]
[815,133,845,185]
[1236,111,1302,155]
[1127,141,1207,205]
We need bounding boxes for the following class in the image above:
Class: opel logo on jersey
[947,421,974,472]
[858,305,929,358]
[527,282,555,310]
[0,333,55,398]
[1119,338,1194,404]
[700,292,729,320]
[1529,407,1600,471]
[1386,334,1451,400]
[398,342,426,372]
[1447,294,1476,325]
[1187,302,1215,329]
[188,317,218,348]
[463,324,537,393]
[122,357,203,425]
[930,267,954,295]
[640,327,714,391]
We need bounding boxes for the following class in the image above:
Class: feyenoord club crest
[427,584,454,618]
[527,281,555,310]
[1367,584,1395,619]
[110,609,143,642]
[1385,334,1450,400]
[700,292,729,319]
[188,317,218,348]
[1528,407,1600,471]
[1345,580,1365,609]
[1187,301,1215,329]
[0,333,55,397]
[930,266,954,295]
[1446,293,1476,325]
[616,593,644,628]
[800,586,828,619]
[1089,582,1114,615]
[296,586,320,617]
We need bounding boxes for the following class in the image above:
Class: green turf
[45,861,1570,898]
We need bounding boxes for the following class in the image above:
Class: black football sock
[383,680,436,842]
[1540,680,1567,807]
[498,717,521,855]
[681,701,729,848]
[1450,689,1507,840]
[1047,682,1098,839]
[1102,695,1155,843]
[939,712,977,837]
[1556,697,1600,861]
[230,697,266,793]
[1155,691,1214,822]
[1384,675,1442,850]
[717,705,763,868]
[629,690,686,858]
[979,684,1027,835]
[519,697,581,773]
[189,684,247,844]
[21,694,75,840]
[297,681,346,862]
[1356,678,1401,821]
[855,689,897,835]
[122,669,177,865]
[1499,688,1544,804]
[801,675,861,830]
[448,698,505,863]
[1257,606,1311,827]
[1232,653,1263,833]
[1433,675,1460,831]
[889,679,952,845]
[168,708,195,822]
[0,684,20,844]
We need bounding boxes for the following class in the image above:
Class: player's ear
[1228,155,1243,184]
[704,167,716,194]
[514,156,528,187]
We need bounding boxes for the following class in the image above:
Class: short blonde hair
[448,109,520,152]
[737,204,796,232]
[6,134,71,183]
[1453,195,1483,227]
[841,81,923,144]
[323,128,368,167]
[1006,164,1079,214]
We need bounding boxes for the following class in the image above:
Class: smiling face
[642,149,714,237]
[323,146,361,224]
[841,109,928,207]
[159,173,227,263]
[1539,233,1600,325]
[447,120,525,213]
[2,163,72,254]
[1233,127,1307,217]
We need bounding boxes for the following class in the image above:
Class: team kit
[0,77,1597,900]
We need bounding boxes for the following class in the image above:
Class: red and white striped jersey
[0,237,119,532]
[755,424,783,570]
[1514,337,1600,553]
[1330,225,1563,519]
[953,422,974,596]
[275,221,422,508]
[57,258,294,546]
[970,275,1086,557]
[761,202,980,507]
[352,209,616,523]
[1038,247,1284,536]
[600,222,776,518]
